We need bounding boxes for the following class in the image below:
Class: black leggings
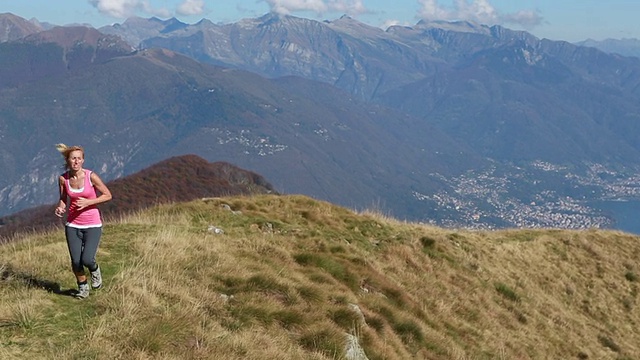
[65,226,102,273]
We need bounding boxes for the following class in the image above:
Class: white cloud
[418,0,455,20]
[177,0,205,16]
[326,0,366,14]
[262,0,367,16]
[382,19,412,29]
[418,0,542,28]
[503,10,543,28]
[88,0,170,19]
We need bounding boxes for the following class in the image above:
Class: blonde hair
[55,143,84,169]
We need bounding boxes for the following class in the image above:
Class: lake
[590,200,640,235]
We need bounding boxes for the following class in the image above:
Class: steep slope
[1,195,640,358]
[0,25,133,88]
[0,154,275,241]
[377,40,640,165]
[132,13,444,100]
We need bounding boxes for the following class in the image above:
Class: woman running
[54,144,112,299]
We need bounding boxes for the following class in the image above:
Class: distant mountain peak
[121,16,156,26]
[325,15,385,36]
[21,25,133,53]
[415,19,490,35]
[158,17,188,33]
[575,37,640,58]
[256,12,286,23]
[233,12,325,34]
[102,16,185,46]
[0,12,26,21]
[194,18,214,27]
[118,16,188,34]
[0,12,43,42]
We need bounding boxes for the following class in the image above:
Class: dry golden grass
[1,194,640,359]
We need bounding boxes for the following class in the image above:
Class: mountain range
[577,38,640,58]
[1,12,639,231]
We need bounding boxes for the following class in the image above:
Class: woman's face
[67,150,84,171]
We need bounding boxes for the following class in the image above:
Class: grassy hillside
[1,194,639,359]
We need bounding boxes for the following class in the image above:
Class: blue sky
[3,0,640,42]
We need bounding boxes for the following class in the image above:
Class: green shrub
[294,253,359,290]
[420,236,436,248]
[366,315,385,333]
[298,328,343,358]
[393,320,425,345]
[330,307,363,330]
[273,310,305,329]
[495,282,521,302]
[597,334,620,352]
[297,285,324,303]
[625,272,638,282]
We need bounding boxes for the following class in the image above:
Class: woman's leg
[80,227,102,271]
[66,226,90,298]
[81,227,103,289]
[65,226,87,282]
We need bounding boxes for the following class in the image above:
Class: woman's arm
[55,175,67,217]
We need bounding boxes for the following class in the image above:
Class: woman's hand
[54,206,66,217]
[75,197,92,211]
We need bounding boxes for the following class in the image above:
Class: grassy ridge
[1,194,639,359]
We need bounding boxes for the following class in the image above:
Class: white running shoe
[90,267,103,290]
[75,283,90,299]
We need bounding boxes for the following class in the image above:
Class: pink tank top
[64,169,102,228]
